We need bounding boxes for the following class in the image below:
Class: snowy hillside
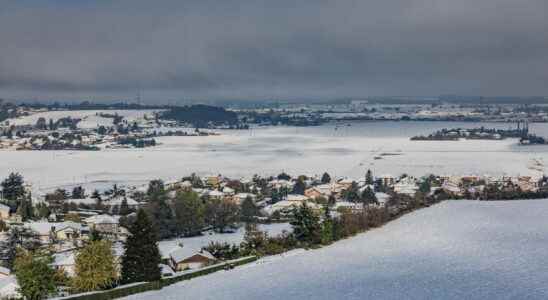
[123,200,548,300]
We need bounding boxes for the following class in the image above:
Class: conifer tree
[290,202,321,245]
[321,172,331,184]
[121,209,161,284]
[365,169,374,185]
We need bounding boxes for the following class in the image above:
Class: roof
[0,203,10,212]
[26,221,82,235]
[170,247,215,263]
[0,276,19,299]
[0,266,10,275]
[52,251,75,267]
[85,214,118,225]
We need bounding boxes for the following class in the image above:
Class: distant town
[2,98,548,151]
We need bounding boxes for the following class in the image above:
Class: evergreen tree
[91,190,101,200]
[290,202,321,245]
[321,205,334,245]
[344,182,360,202]
[14,249,56,300]
[146,179,165,198]
[365,169,374,185]
[321,172,331,184]
[173,191,204,237]
[277,172,291,181]
[0,228,17,269]
[240,196,259,222]
[419,179,431,194]
[361,187,378,205]
[146,196,176,239]
[89,229,103,242]
[121,209,161,284]
[72,240,117,292]
[292,178,306,195]
[16,197,33,221]
[242,222,267,253]
[71,186,86,199]
[1,172,25,211]
[119,198,130,216]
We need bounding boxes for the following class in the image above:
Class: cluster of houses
[0,169,545,298]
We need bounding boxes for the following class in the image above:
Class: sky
[0,0,547,102]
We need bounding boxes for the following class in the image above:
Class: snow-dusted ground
[123,200,548,300]
[1,120,548,192]
[5,109,157,129]
[158,223,291,255]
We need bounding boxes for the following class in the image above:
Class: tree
[146,197,176,239]
[242,222,267,254]
[1,173,25,211]
[361,187,378,205]
[119,198,130,216]
[419,180,431,194]
[290,202,321,245]
[71,240,117,292]
[0,228,18,269]
[292,178,306,195]
[321,172,331,184]
[205,199,240,233]
[277,172,291,181]
[343,182,360,202]
[321,205,334,245]
[173,191,204,237]
[16,197,33,221]
[240,196,259,222]
[34,203,50,220]
[121,209,161,284]
[14,249,56,300]
[71,186,86,199]
[91,190,102,201]
[365,169,374,185]
[146,179,165,198]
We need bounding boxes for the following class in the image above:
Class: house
[286,194,309,203]
[393,177,419,196]
[207,190,224,200]
[232,193,256,205]
[442,177,463,195]
[26,221,83,244]
[379,174,396,187]
[0,276,19,299]
[51,251,76,277]
[0,203,10,220]
[0,266,10,278]
[168,247,216,271]
[84,214,119,236]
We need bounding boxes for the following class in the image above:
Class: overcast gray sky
[1,0,547,102]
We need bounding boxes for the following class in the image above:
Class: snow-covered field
[5,109,157,129]
[158,223,291,255]
[1,117,548,192]
[123,200,548,300]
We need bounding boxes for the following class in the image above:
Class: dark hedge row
[62,256,258,300]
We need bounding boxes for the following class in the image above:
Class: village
[0,168,547,299]
[0,106,219,151]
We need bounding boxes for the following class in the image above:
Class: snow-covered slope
[123,200,548,300]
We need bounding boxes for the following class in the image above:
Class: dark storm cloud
[0,0,547,101]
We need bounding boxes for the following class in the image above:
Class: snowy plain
[1,116,548,193]
[123,200,548,300]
